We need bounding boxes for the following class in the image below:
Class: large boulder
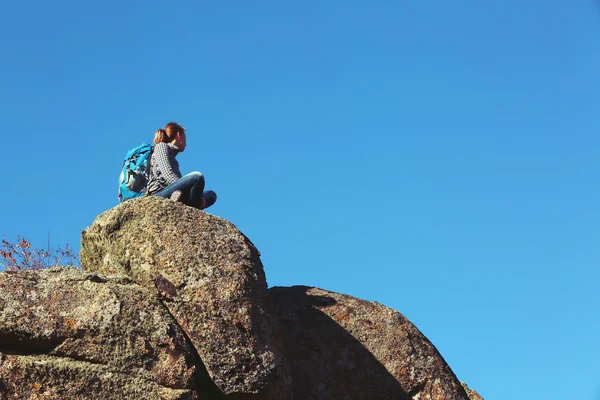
[80,197,289,399]
[269,286,472,400]
[0,267,219,399]
[0,198,483,399]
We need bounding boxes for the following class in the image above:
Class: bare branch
[0,235,79,271]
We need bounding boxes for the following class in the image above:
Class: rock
[0,267,220,399]
[80,197,289,399]
[0,198,483,399]
[269,286,472,400]
[462,382,484,400]
[0,354,194,400]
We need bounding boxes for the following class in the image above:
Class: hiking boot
[170,190,183,202]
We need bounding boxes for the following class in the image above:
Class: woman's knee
[185,171,205,185]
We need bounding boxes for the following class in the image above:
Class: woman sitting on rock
[147,122,217,209]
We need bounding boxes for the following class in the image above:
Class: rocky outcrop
[269,286,469,400]
[0,196,482,399]
[0,267,216,399]
[80,197,289,399]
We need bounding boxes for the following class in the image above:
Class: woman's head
[154,122,187,151]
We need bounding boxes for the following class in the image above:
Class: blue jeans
[153,172,217,209]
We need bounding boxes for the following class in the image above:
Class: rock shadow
[269,286,411,400]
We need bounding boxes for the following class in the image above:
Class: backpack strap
[142,146,155,196]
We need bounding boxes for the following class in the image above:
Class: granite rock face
[80,196,289,399]
[0,197,483,399]
[0,267,215,400]
[269,286,472,400]
[0,354,195,400]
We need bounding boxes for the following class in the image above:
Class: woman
[147,122,217,210]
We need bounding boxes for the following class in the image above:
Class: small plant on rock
[0,235,79,271]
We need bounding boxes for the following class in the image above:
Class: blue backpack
[118,143,154,202]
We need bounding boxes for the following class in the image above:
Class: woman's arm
[152,142,182,185]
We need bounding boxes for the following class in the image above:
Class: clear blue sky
[1,1,598,398]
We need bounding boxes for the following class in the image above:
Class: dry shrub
[0,235,78,271]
